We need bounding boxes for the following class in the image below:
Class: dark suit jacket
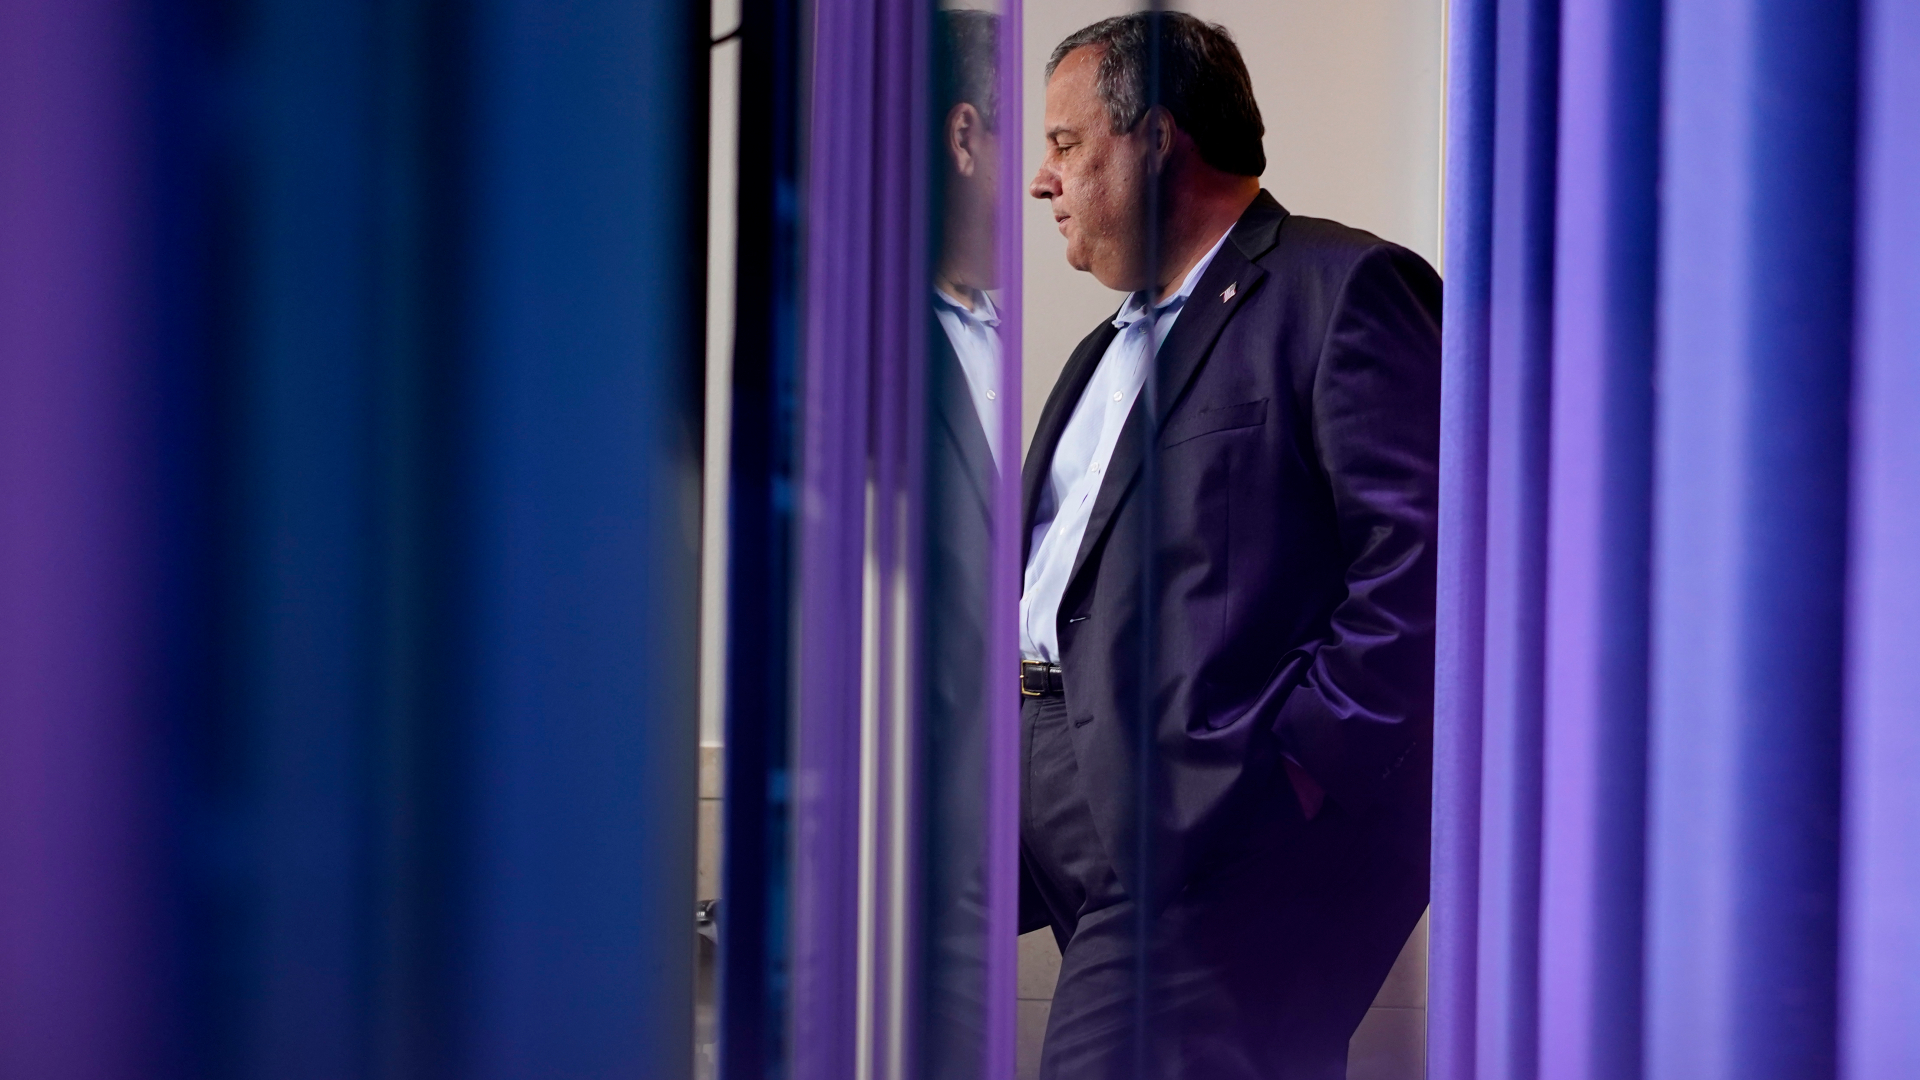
[1021,191,1442,909]
[921,314,998,1077]
[926,311,997,786]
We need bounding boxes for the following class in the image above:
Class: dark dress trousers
[1018,191,1441,1080]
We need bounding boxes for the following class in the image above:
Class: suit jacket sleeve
[1273,243,1442,814]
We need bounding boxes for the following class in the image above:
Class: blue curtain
[1435,1,1919,1079]
[0,1,706,1076]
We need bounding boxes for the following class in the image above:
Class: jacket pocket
[1161,398,1268,447]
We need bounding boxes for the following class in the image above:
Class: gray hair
[940,10,999,132]
[1045,12,1265,177]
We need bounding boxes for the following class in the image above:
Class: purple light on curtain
[792,0,883,1066]
[1646,1,1856,1079]
[1841,0,1920,1075]
[791,2,1019,1075]
[1438,0,1896,1075]
[1536,0,1658,1078]
[790,0,931,1074]
[984,2,1024,1078]
[1429,0,1495,1075]
[3,0,707,1071]
[0,0,165,1074]
[1473,0,1559,1076]
[870,0,932,1067]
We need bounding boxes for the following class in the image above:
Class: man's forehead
[1053,42,1103,77]
[1047,46,1101,95]
[1043,47,1104,128]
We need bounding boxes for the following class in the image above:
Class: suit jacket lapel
[1022,319,1121,562]
[1062,193,1289,592]
[930,325,997,514]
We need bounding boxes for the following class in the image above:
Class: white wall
[1018,0,1445,448]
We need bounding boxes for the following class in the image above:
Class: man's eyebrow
[1045,124,1081,142]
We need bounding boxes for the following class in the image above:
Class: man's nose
[1029,165,1059,201]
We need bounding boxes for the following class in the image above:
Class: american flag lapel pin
[1220,282,1237,303]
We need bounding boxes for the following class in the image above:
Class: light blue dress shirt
[933,286,1003,465]
[1019,228,1234,662]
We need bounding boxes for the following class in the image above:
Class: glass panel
[715,3,1443,1078]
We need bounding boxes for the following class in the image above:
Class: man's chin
[1086,263,1145,292]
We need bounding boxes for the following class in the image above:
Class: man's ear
[947,102,980,178]
[1138,105,1178,173]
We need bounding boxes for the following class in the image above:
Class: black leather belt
[1020,660,1065,697]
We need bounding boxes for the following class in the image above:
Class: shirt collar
[1112,225,1236,329]
[933,285,1001,328]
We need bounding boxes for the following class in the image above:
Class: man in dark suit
[1018,14,1441,1079]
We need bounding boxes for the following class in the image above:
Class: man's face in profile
[1030,46,1151,291]
[940,97,999,293]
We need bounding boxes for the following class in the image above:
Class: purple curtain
[790,1,1021,1078]
[791,0,894,1066]
[1435,0,1917,1078]
[1842,0,1920,1076]
[0,0,163,1072]
[1,0,708,1074]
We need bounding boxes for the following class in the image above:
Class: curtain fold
[1535,1,1659,1078]
[787,5,1021,1076]
[1841,0,1920,1076]
[1647,2,1857,1078]
[1473,0,1560,1075]
[0,1,708,1074]
[1435,0,1911,1077]
[791,0,887,1068]
[1430,0,1499,1072]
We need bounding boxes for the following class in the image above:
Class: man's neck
[1152,179,1261,305]
[934,271,978,312]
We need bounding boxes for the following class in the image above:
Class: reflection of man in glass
[931,9,1003,462]
[1019,14,1440,1079]
[922,10,999,1080]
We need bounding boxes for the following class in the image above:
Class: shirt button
[1112,390,1123,401]
[986,389,996,400]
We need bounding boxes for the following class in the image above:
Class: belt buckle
[1020,660,1046,697]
